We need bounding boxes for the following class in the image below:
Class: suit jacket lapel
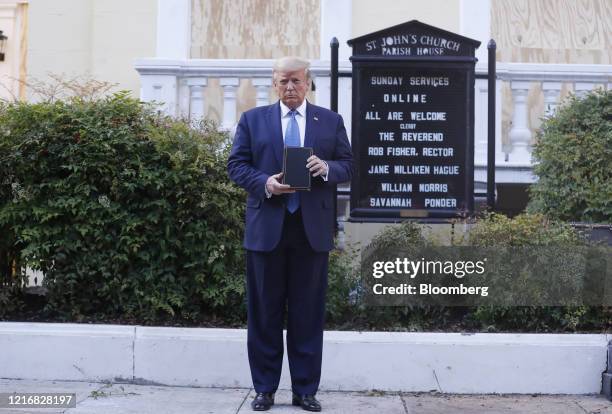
[268,102,283,170]
[305,101,318,149]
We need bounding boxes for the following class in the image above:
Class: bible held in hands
[282,146,313,190]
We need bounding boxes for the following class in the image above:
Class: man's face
[273,69,310,109]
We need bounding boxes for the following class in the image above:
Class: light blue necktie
[285,109,301,213]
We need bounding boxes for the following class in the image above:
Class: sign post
[348,20,481,221]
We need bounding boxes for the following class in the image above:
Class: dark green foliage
[0,93,246,322]
[326,213,610,333]
[528,89,612,223]
[1,92,609,332]
[466,213,607,332]
[326,222,455,331]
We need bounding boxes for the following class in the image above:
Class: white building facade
[1,0,610,199]
[136,0,612,190]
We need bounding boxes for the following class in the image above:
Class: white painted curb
[0,322,607,394]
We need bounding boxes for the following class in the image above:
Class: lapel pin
[314,116,319,121]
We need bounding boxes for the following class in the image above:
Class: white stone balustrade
[252,78,272,107]
[495,63,611,176]
[186,77,207,121]
[219,77,239,131]
[542,81,563,117]
[134,59,611,183]
[507,80,533,165]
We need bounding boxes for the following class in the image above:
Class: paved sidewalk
[1,379,611,414]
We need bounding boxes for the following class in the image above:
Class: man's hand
[306,155,328,177]
[266,172,295,195]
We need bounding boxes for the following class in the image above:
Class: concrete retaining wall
[0,322,607,394]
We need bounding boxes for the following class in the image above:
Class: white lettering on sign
[381,183,413,192]
[401,132,444,142]
[410,112,447,121]
[409,77,449,87]
[388,112,404,120]
[378,132,395,141]
[394,165,431,175]
[382,47,412,56]
[368,165,389,174]
[416,47,444,56]
[380,34,418,46]
[370,197,412,207]
[425,198,457,208]
[383,94,427,103]
[422,147,454,156]
[387,147,418,156]
[369,34,463,56]
[433,165,459,175]
[368,147,384,156]
[365,111,381,120]
[419,35,461,52]
[371,76,403,85]
[419,183,448,193]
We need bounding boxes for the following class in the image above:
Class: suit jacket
[227,101,353,252]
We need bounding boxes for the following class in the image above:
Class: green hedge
[325,213,610,332]
[0,93,246,322]
[528,89,612,223]
[1,93,608,332]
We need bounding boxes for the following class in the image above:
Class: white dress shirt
[265,100,328,198]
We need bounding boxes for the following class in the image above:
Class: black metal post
[330,37,339,235]
[487,39,496,210]
[330,37,339,112]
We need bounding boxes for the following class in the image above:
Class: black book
[282,146,313,190]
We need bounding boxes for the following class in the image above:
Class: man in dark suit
[227,56,353,411]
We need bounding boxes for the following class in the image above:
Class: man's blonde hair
[272,56,311,81]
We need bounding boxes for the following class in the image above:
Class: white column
[314,75,331,109]
[177,78,190,119]
[508,81,532,164]
[156,0,191,59]
[0,3,18,100]
[574,82,594,99]
[460,0,491,63]
[474,77,505,174]
[220,77,240,131]
[474,78,489,166]
[252,78,271,107]
[542,81,562,117]
[338,76,353,142]
[140,74,178,117]
[320,0,352,61]
[187,77,207,121]
[495,78,505,163]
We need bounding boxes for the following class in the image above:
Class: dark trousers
[246,209,329,395]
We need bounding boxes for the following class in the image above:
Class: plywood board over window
[492,0,612,64]
[191,0,320,59]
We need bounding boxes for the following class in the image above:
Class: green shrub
[326,247,360,328]
[467,213,605,332]
[326,222,455,331]
[326,213,609,332]
[468,212,581,246]
[0,93,246,322]
[528,89,612,223]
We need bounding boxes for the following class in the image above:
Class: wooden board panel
[492,0,612,64]
[191,0,320,59]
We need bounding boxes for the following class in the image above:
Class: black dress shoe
[292,393,322,412]
[251,392,274,411]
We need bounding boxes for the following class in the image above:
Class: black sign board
[348,20,480,220]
